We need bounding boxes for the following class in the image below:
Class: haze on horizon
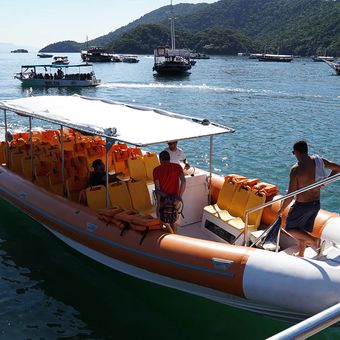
[1,0,217,50]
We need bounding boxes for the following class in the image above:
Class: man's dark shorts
[285,201,320,233]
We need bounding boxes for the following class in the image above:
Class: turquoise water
[0,52,339,339]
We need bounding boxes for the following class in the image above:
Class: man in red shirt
[153,150,186,232]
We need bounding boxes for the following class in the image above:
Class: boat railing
[240,172,340,246]
[267,301,340,339]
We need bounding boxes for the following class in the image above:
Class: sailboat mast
[170,0,176,50]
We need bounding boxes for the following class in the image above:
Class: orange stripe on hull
[0,166,252,298]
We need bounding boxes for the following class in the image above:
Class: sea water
[0,53,339,339]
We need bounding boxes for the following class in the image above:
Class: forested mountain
[41,0,340,56]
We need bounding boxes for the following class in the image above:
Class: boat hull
[1,166,340,321]
[16,78,100,87]
[153,63,191,75]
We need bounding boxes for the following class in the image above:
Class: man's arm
[154,179,161,217]
[183,158,190,170]
[178,173,186,197]
[278,167,298,216]
[323,159,340,177]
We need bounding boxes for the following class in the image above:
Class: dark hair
[159,150,170,162]
[293,140,308,154]
[92,159,103,169]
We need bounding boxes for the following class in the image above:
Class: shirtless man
[278,141,340,256]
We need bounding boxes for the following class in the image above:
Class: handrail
[267,302,340,340]
[243,172,340,245]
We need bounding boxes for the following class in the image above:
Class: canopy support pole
[105,138,115,209]
[209,135,213,204]
[4,109,9,167]
[60,125,65,196]
[29,117,33,180]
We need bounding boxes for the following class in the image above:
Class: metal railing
[243,172,340,246]
[267,302,340,339]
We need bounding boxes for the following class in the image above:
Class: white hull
[43,224,309,323]
[17,78,100,87]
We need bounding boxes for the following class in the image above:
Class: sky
[1,0,217,49]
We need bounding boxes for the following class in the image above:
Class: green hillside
[40,0,340,56]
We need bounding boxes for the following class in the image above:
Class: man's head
[167,140,178,151]
[293,140,308,160]
[159,150,170,163]
[92,159,105,172]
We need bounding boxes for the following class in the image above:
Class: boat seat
[202,184,252,243]
[0,142,7,164]
[112,149,129,176]
[21,156,33,181]
[226,190,266,230]
[127,179,155,215]
[108,181,133,210]
[49,167,64,196]
[127,156,147,180]
[143,152,160,181]
[204,179,237,216]
[10,151,27,174]
[62,137,75,152]
[86,185,107,210]
[128,147,143,157]
[66,175,88,201]
[34,161,53,189]
[71,156,88,177]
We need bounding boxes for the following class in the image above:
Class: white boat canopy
[0,95,234,146]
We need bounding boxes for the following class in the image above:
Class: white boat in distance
[52,56,69,65]
[37,53,53,58]
[312,56,335,62]
[14,63,100,87]
[324,59,340,75]
[258,54,293,62]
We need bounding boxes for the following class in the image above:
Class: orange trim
[0,166,252,298]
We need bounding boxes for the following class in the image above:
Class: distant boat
[14,63,100,87]
[111,54,123,62]
[249,53,263,59]
[190,53,210,59]
[37,53,53,58]
[11,49,28,53]
[122,55,139,63]
[312,56,335,62]
[258,54,293,62]
[324,59,340,75]
[153,1,191,75]
[81,47,113,62]
[153,48,191,75]
[52,56,70,65]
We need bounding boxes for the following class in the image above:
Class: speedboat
[0,95,340,324]
[122,55,139,63]
[37,53,53,58]
[111,54,123,62]
[52,56,70,65]
[153,48,191,75]
[14,64,100,87]
[323,59,340,75]
[258,54,293,62]
[81,47,113,62]
[190,53,210,59]
[312,56,335,62]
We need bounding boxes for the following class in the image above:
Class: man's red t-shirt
[153,162,183,196]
